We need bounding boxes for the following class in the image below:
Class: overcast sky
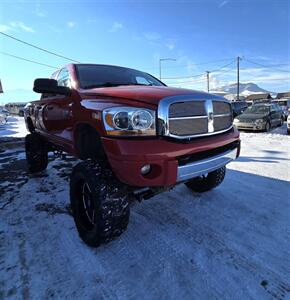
[0,0,289,103]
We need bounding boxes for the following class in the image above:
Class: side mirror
[33,78,71,96]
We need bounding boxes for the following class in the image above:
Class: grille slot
[213,101,230,115]
[169,118,208,136]
[169,101,206,118]
[214,115,232,131]
[167,100,232,138]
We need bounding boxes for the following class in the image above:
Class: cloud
[67,21,76,28]
[0,24,11,32]
[166,39,177,51]
[0,22,35,33]
[144,32,161,41]
[109,22,123,33]
[219,1,228,7]
[35,3,46,17]
[164,63,290,92]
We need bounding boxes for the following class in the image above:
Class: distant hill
[216,82,272,96]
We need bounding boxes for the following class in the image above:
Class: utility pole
[159,58,176,80]
[237,56,241,101]
[206,71,210,93]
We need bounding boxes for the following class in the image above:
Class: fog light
[141,164,151,175]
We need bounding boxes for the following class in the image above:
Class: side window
[135,76,151,85]
[57,68,71,87]
[50,70,59,80]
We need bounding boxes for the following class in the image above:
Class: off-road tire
[25,133,48,173]
[70,161,130,247]
[185,166,226,193]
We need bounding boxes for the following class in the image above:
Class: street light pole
[206,71,210,93]
[237,56,241,101]
[159,58,176,80]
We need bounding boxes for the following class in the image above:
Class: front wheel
[264,121,271,132]
[278,118,284,127]
[70,162,130,247]
[185,166,226,193]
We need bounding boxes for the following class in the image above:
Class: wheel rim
[81,182,96,225]
[74,179,97,231]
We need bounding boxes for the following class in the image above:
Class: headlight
[234,119,239,123]
[103,107,156,136]
[255,119,265,124]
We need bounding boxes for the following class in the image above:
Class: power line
[210,59,236,73]
[0,51,58,69]
[0,31,80,63]
[143,57,235,72]
[162,72,205,80]
[244,58,290,73]
[162,59,236,80]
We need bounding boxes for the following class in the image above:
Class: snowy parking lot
[0,117,290,299]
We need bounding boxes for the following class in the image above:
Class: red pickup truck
[25,64,240,247]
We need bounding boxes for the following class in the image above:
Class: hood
[236,113,268,120]
[79,85,224,106]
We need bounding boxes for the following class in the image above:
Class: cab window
[57,68,71,87]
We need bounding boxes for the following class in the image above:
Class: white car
[0,107,9,125]
[287,115,290,135]
[0,113,7,125]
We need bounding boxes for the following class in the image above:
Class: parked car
[234,103,284,131]
[24,63,240,247]
[231,101,248,118]
[287,115,290,135]
[272,99,290,121]
[0,107,8,125]
[0,114,7,125]
[5,102,27,116]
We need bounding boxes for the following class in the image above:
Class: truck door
[42,68,74,142]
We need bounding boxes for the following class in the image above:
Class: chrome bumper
[177,148,238,182]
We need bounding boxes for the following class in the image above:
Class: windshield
[244,105,270,114]
[76,65,165,89]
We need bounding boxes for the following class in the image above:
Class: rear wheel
[185,166,226,193]
[25,134,48,173]
[70,161,130,247]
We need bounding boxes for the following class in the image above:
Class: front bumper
[177,148,237,182]
[102,127,240,187]
[234,122,266,131]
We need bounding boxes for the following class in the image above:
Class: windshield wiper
[83,82,154,89]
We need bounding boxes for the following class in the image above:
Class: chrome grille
[169,117,208,136]
[158,97,233,139]
[169,102,206,117]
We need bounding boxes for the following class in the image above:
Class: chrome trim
[157,95,233,139]
[169,116,208,120]
[214,113,232,117]
[205,99,214,132]
[177,148,237,182]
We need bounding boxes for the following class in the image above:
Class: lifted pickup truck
[25,64,240,247]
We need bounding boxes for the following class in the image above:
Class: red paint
[25,63,240,187]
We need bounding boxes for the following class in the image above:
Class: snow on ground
[0,124,289,299]
[0,116,28,139]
